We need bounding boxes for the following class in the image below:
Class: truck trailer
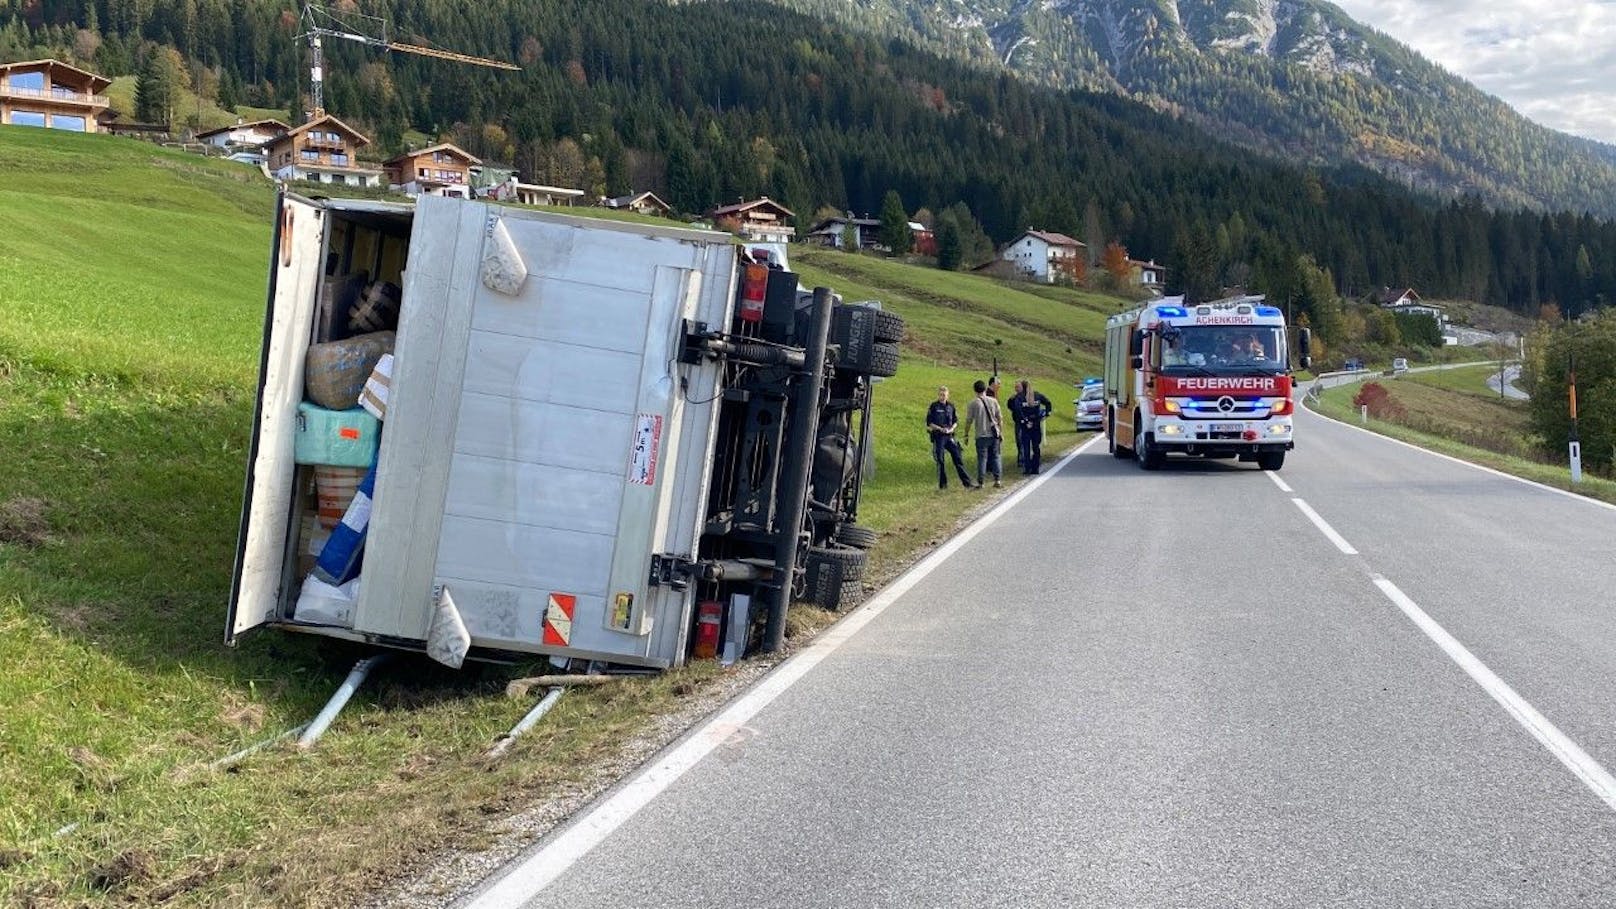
[227,193,900,670]
[1103,295,1309,471]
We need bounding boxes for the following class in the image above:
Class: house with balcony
[1129,258,1167,295]
[807,214,881,250]
[195,118,290,150]
[708,197,796,243]
[1378,287,1447,325]
[384,143,480,199]
[0,59,111,133]
[263,114,383,188]
[1001,229,1086,284]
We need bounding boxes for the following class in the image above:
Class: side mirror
[1129,330,1144,358]
[1130,355,1143,370]
[1298,328,1312,371]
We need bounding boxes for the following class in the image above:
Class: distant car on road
[1343,358,1364,371]
[1391,357,1409,375]
[1074,382,1104,431]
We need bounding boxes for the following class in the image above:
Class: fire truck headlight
[1161,399,1181,414]
[1267,423,1290,435]
[1159,424,1183,436]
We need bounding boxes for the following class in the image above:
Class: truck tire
[1135,422,1163,471]
[867,342,900,378]
[871,309,905,344]
[1109,411,1130,459]
[803,548,866,608]
[1257,451,1286,471]
[806,544,866,582]
[835,522,878,549]
[803,563,844,608]
[837,578,864,610]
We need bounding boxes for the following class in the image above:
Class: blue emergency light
[1257,306,1282,317]
[1154,306,1189,318]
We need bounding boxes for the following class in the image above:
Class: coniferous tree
[936,212,963,271]
[879,190,913,255]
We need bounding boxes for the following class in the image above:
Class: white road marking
[1372,576,1616,813]
[1292,498,1358,555]
[1301,398,1616,514]
[1266,472,1294,494]
[460,437,1104,908]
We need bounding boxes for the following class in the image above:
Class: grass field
[1402,362,1510,397]
[0,126,1111,904]
[1310,374,1616,506]
[796,248,1115,352]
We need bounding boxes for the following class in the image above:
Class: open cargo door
[227,194,326,642]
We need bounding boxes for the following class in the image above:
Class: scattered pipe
[486,687,565,760]
[505,674,621,698]
[297,653,390,749]
[211,723,311,771]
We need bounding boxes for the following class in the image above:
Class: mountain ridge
[767,0,1616,218]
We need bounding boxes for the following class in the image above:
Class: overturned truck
[227,193,901,669]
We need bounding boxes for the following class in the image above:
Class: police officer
[926,386,976,489]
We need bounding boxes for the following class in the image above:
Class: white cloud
[1328,0,1616,144]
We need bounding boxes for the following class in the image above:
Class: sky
[1329,0,1616,145]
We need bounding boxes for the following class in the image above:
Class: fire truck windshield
[1158,325,1286,373]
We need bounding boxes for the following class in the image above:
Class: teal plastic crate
[294,402,380,468]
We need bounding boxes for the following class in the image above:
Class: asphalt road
[460,405,1616,908]
[1486,364,1529,400]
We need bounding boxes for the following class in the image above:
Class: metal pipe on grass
[487,687,566,759]
[297,653,390,749]
[213,723,312,770]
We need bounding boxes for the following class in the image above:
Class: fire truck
[1103,295,1310,471]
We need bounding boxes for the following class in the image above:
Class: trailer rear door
[355,198,736,666]
[227,195,325,641]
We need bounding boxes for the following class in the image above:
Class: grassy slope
[104,77,293,137]
[1310,371,1616,505]
[0,126,1120,904]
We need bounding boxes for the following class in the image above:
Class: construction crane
[298,1,519,118]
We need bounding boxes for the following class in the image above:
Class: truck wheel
[835,522,878,549]
[867,342,900,378]
[806,544,866,581]
[1135,422,1163,471]
[1257,451,1286,471]
[1109,411,1130,459]
[804,564,844,608]
[871,309,905,344]
[837,578,864,611]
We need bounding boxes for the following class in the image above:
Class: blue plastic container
[294,402,380,467]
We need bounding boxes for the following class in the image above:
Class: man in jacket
[1014,380,1054,474]
[926,386,975,489]
[963,379,1003,488]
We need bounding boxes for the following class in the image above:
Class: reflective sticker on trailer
[543,593,576,646]
[608,592,634,632]
[627,413,663,486]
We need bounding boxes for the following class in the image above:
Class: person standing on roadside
[963,379,1003,488]
[1003,378,1023,471]
[1015,379,1054,474]
[926,386,975,489]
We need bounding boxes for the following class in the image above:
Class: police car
[1074,377,1104,431]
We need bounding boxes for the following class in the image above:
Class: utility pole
[1499,340,1506,400]
[1569,348,1583,484]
